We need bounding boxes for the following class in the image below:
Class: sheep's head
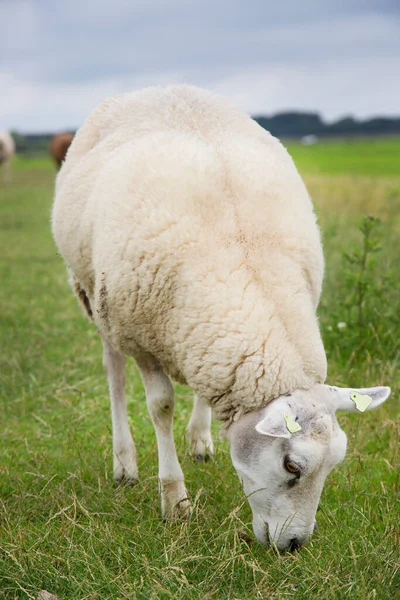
[226,383,391,552]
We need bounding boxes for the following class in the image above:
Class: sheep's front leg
[102,338,138,485]
[135,353,191,519]
[187,394,214,461]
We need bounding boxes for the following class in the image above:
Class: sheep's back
[52,85,324,386]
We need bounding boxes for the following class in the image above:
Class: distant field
[287,137,400,177]
[0,140,399,599]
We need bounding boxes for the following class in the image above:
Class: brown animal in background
[50,132,74,169]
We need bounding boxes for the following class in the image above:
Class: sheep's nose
[288,537,302,552]
[314,521,318,532]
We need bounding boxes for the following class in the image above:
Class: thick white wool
[52,85,327,423]
[0,131,15,164]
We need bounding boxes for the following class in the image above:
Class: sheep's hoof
[113,451,139,486]
[114,477,139,488]
[114,471,139,488]
[161,481,192,520]
[195,453,213,463]
[187,434,214,463]
[163,498,192,521]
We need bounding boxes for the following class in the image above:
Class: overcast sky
[1,0,399,133]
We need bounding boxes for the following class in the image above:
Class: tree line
[10,112,400,155]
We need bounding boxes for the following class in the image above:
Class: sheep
[49,132,74,169]
[52,85,391,552]
[0,131,15,183]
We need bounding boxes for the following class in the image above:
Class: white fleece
[52,85,327,424]
[0,131,15,164]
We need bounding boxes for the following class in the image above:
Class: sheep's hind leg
[135,352,191,519]
[102,338,138,485]
[187,394,214,462]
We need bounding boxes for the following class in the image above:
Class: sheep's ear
[255,405,301,439]
[331,386,391,413]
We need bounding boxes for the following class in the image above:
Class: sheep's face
[226,383,390,552]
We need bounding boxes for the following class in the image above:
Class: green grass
[286,138,400,177]
[0,143,399,600]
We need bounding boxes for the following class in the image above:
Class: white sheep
[52,85,391,552]
[0,131,15,183]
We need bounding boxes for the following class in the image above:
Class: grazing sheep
[52,85,391,552]
[50,132,74,169]
[0,131,15,182]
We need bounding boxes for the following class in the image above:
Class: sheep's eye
[284,457,301,475]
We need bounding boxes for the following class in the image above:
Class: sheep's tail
[69,272,94,321]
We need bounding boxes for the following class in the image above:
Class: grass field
[0,140,399,599]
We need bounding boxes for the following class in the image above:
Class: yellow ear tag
[350,392,372,412]
[284,413,302,434]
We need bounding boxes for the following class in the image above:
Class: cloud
[214,56,400,120]
[1,0,399,131]
[0,69,185,131]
